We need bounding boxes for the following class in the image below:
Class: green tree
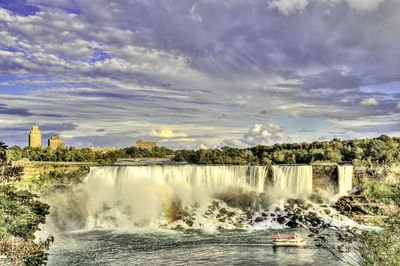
[0,142,23,183]
[0,142,53,265]
[313,212,400,266]
[5,146,23,161]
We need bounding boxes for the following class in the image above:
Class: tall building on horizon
[29,125,42,147]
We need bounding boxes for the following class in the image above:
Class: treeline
[6,146,174,164]
[173,135,400,166]
[5,135,400,166]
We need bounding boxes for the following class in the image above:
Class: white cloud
[221,124,289,148]
[269,0,309,15]
[244,124,286,145]
[0,8,13,23]
[190,4,202,22]
[49,39,95,58]
[150,129,188,138]
[160,138,196,142]
[359,97,378,106]
[0,31,16,46]
[345,0,385,12]
[397,102,400,110]
[269,0,385,14]
[60,134,73,138]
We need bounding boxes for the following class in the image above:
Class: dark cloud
[298,69,363,91]
[344,122,400,133]
[0,104,67,117]
[0,122,78,132]
[0,104,34,116]
[39,122,78,132]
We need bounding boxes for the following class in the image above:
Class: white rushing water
[271,165,313,198]
[47,164,355,230]
[338,165,353,196]
[80,165,270,228]
[85,165,269,193]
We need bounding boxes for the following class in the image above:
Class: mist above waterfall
[43,164,354,231]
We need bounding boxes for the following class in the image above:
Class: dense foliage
[314,181,400,266]
[0,142,52,265]
[29,168,90,193]
[174,135,400,166]
[0,142,23,183]
[6,145,174,164]
[0,185,49,240]
[363,182,400,206]
[4,135,400,166]
[313,212,400,266]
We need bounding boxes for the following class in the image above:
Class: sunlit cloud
[150,129,189,138]
[160,138,197,142]
[359,98,378,106]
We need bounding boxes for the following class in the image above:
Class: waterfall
[272,165,313,198]
[49,164,356,230]
[78,165,270,228]
[338,165,353,195]
[85,165,268,193]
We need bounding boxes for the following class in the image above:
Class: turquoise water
[48,229,345,265]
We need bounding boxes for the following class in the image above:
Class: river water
[47,228,345,265]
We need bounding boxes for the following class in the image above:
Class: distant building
[29,125,42,147]
[136,139,157,150]
[48,135,66,149]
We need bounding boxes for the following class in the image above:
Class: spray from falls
[45,164,353,230]
[338,165,353,196]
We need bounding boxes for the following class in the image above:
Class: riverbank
[334,182,400,226]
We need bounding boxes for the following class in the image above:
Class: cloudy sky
[0,0,399,149]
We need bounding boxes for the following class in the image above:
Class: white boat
[272,233,307,247]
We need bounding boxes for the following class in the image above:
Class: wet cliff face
[354,165,400,185]
[311,163,400,189]
[312,164,338,193]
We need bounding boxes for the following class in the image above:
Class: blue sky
[0,0,400,149]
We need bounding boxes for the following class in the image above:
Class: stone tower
[29,125,42,147]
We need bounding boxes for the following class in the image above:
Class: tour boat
[272,233,307,247]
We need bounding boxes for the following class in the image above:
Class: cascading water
[46,164,356,231]
[338,165,353,196]
[271,165,313,198]
[78,165,269,228]
[85,165,268,193]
